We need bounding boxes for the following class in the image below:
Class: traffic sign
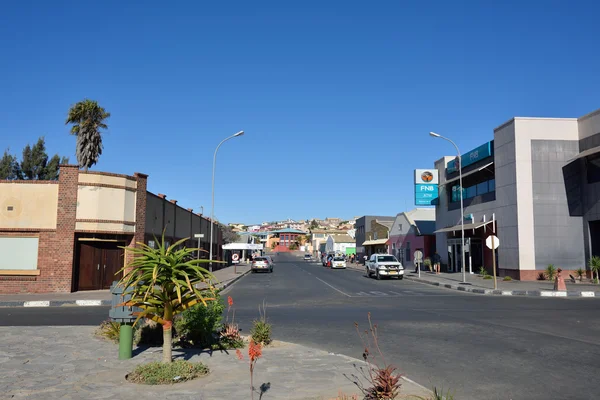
[414,250,423,262]
[194,233,204,238]
[232,253,239,261]
[486,235,499,250]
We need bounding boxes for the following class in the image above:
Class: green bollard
[118,323,133,360]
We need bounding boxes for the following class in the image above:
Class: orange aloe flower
[248,339,262,362]
[236,349,244,360]
[228,296,234,307]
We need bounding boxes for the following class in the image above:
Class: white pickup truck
[366,254,404,280]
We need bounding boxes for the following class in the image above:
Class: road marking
[389,291,403,296]
[370,291,389,296]
[314,277,351,297]
[23,301,50,307]
[76,300,102,306]
[581,291,595,297]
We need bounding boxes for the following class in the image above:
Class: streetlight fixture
[209,131,244,272]
[429,131,466,284]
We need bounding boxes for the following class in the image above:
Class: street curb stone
[0,269,252,308]
[404,275,600,298]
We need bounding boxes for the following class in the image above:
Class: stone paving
[1,326,431,400]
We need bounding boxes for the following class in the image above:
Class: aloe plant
[576,268,585,281]
[117,233,220,363]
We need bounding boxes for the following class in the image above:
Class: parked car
[331,256,346,269]
[366,254,404,280]
[304,254,312,261]
[251,256,273,273]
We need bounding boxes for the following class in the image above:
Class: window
[377,255,398,262]
[374,232,378,240]
[0,237,39,271]
[148,240,156,249]
[489,179,495,191]
[476,181,488,195]
[405,242,411,262]
[465,186,476,198]
[392,243,396,250]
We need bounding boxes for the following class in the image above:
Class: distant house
[325,234,356,255]
[388,208,436,267]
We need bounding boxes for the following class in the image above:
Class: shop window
[489,179,495,192]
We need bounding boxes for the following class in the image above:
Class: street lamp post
[209,131,244,272]
[430,132,466,284]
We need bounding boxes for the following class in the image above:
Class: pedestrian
[433,251,441,274]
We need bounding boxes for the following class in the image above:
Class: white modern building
[433,108,600,280]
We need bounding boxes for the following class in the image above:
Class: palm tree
[118,234,218,363]
[65,99,110,171]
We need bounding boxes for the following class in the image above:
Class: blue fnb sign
[447,141,493,173]
[415,184,439,205]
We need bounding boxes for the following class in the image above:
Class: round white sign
[414,250,423,262]
[486,235,500,250]
[232,253,240,261]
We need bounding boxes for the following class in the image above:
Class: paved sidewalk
[0,264,251,308]
[1,326,432,400]
[345,263,600,298]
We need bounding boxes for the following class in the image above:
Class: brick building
[0,165,223,294]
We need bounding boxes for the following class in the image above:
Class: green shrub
[576,268,585,280]
[503,276,513,281]
[424,257,432,272]
[96,320,123,343]
[127,360,208,385]
[250,301,272,346]
[478,266,487,276]
[545,264,558,281]
[483,275,493,280]
[174,295,225,349]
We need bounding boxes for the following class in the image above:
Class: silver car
[251,256,273,273]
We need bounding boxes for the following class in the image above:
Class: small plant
[251,301,272,346]
[236,339,263,400]
[423,257,432,272]
[127,359,208,385]
[354,313,402,399]
[537,272,546,281]
[483,275,493,280]
[503,276,513,281]
[478,266,487,276]
[545,264,558,281]
[411,386,455,400]
[96,320,123,343]
[220,296,244,349]
[589,256,600,282]
[576,268,585,281]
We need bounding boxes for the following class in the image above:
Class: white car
[251,257,273,273]
[366,254,404,280]
[331,256,347,269]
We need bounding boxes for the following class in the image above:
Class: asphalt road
[2,253,600,400]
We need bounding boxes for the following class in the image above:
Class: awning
[362,238,389,246]
[222,243,264,250]
[445,162,494,184]
[434,220,493,233]
[566,145,600,164]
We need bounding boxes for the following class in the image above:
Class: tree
[0,150,20,180]
[220,223,240,244]
[310,219,318,229]
[118,234,217,363]
[1,138,68,181]
[66,99,110,171]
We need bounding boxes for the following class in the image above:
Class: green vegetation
[483,275,493,280]
[576,267,585,281]
[118,233,218,363]
[96,320,125,343]
[175,295,225,349]
[66,99,110,171]
[589,256,600,282]
[478,266,487,276]
[127,360,208,385]
[545,264,558,281]
[250,302,272,346]
[503,276,513,281]
[0,137,69,180]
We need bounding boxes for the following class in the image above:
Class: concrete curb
[404,275,600,298]
[0,270,252,308]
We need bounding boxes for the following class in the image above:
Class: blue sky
[2,1,600,224]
